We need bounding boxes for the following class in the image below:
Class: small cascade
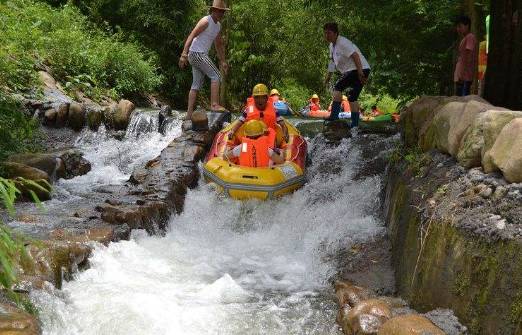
[33,133,395,335]
[125,109,160,139]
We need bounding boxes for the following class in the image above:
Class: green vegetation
[388,144,431,177]
[42,0,461,109]
[0,95,41,169]
[0,177,36,312]
[359,92,402,114]
[0,0,162,99]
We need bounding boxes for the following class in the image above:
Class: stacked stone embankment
[23,71,143,132]
[386,95,522,334]
[402,95,522,182]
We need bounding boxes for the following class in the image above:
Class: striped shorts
[188,51,221,90]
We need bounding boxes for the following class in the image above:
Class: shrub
[0,94,41,167]
[0,0,162,98]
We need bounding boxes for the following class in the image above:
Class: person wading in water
[179,0,230,120]
[323,22,370,127]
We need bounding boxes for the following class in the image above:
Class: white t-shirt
[189,16,221,54]
[328,35,370,73]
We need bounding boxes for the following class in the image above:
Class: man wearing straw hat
[179,0,230,120]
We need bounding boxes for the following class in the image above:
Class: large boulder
[419,100,492,155]
[58,149,91,179]
[7,153,64,180]
[113,99,135,130]
[103,103,118,129]
[191,110,209,131]
[486,118,522,182]
[86,107,104,131]
[0,303,40,335]
[68,102,86,131]
[2,162,52,200]
[338,299,392,335]
[55,103,69,127]
[21,240,91,289]
[402,95,488,149]
[446,100,493,156]
[419,101,465,153]
[457,110,521,168]
[335,280,371,307]
[38,70,56,89]
[401,96,448,148]
[378,315,444,335]
[43,108,57,126]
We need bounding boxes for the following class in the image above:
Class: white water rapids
[31,114,388,335]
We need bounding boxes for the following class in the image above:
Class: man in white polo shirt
[323,22,370,127]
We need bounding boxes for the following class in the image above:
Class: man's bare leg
[187,89,198,120]
[210,80,225,111]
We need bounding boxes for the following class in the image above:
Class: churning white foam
[33,135,387,335]
[56,110,182,195]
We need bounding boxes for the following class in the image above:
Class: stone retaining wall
[387,95,522,333]
[401,95,522,182]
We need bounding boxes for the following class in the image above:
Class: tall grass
[0,0,163,99]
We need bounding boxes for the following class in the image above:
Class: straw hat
[210,0,230,11]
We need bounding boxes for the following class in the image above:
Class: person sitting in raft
[225,120,285,167]
[270,88,294,116]
[309,94,321,111]
[229,83,289,142]
[328,95,351,113]
[371,105,383,116]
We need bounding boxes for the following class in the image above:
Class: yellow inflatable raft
[203,120,307,200]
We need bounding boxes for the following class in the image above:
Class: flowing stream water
[31,113,391,335]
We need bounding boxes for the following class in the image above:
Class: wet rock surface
[0,302,40,335]
[2,103,222,331]
[333,280,454,335]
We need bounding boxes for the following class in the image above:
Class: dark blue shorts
[334,69,371,102]
[455,81,472,96]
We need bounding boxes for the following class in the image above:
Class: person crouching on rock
[229,83,289,142]
[225,120,285,167]
[178,0,230,120]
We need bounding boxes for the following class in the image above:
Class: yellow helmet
[244,120,266,137]
[252,83,269,97]
[342,95,348,101]
[270,89,280,96]
[311,94,319,100]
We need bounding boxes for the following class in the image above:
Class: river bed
[29,113,392,335]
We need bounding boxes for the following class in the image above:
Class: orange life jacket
[238,128,276,168]
[309,100,321,112]
[327,101,350,112]
[478,40,487,80]
[244,96,277,129]
[341,100,351,112]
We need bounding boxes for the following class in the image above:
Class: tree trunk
[484,0,522,110]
